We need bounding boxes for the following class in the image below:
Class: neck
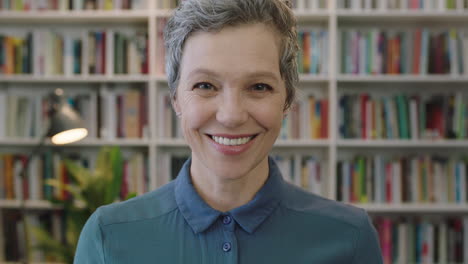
[190,156,269,212]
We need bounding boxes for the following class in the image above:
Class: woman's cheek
[250,101,284,127]
[183,100,214,130]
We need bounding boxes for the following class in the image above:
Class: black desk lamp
[19,88,88,263]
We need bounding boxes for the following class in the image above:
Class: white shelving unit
[0,0,466,208]
[0,0,466,205]
[357,203,468,214]
[1,0,468,261]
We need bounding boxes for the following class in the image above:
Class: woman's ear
[283,105,290,119]
[172,95,182,117]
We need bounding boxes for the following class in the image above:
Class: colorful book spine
[339,92,468,140]
[373,217,468,264]
[0,28,147,76]
[341,28,468,76]
[279,96,329,140]
[297,29,328,75]
[338,154,468,204]
[0,0,145,10]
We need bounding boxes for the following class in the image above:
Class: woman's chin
[210,166,251,181]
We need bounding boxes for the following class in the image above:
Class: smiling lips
[207,134,257,155]
[211,135,253,146]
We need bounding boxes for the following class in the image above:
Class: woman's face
[173,23,286,180]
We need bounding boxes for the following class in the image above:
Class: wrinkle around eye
[191,82,218,97]
[251,83,273,92]
[193,82,215,90]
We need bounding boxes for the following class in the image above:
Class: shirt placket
[221,214,238,264]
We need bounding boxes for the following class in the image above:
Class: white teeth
[212,136,253,146]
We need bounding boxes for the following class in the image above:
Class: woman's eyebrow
[187,68,221,78]
[188,68,280,82]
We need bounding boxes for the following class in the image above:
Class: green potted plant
[30,146,136,263]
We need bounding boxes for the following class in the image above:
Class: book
[297,28,328,75]
[123,89,140,138]
[0,89,5,138]
[339,92,468,140]
[338,154,468,204]
[339,27,468,76]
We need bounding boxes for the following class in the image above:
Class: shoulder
[94,181,178,226]
[278,183,382,263]
[280,182,368,230]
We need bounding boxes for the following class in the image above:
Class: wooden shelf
[0,200,58,210]
[156,138,187,147]
[0,262,63,264]
[294,10,330,22]
[337,139,468,148]
[0,74,150,83]
[0,138,152,147]
[274,139,330,147]
[355,203,468,214]
[0,10,149,23]
[299,74,330,82]
[155,9,173,17]
[337,74,468,83]
[337,10,468,23]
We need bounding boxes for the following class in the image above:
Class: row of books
[340,0,468,10]
[272,154,324,196]
[340,28,468,76]
[297,29,328,75]
[0,90,42,138]
[280,95,329,140]
[87,84,149,139]
[339,93,468,140]
[1,210,62,262]
[0,0,146,11]
[0,150,148,201]
[374,217,468,264]
[337,154,468,204]
[290,0,328,10]
[0,28,148,75]
[0,84,149,140]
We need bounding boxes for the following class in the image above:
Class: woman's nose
[216,91,248,128]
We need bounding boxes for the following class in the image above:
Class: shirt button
[222,242,231,252]
[222,215,232,225]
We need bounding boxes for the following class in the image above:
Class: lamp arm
[18,130,49,264]
[22,131,49,174]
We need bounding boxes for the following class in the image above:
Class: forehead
[179,23,282,80]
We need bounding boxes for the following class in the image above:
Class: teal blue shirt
[74,157,383,263]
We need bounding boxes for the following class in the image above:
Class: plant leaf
[63,159,91,187]
[108,146,123,201]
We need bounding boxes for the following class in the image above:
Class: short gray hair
[164,0,299,110]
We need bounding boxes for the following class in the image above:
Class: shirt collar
[174,157,284,234]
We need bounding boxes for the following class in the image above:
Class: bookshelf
[1,0,468,262]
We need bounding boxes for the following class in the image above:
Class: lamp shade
[48,89,88,145]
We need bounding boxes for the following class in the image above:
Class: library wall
[1,0,468,263]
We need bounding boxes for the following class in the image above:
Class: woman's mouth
[210,135,255,146]
[205,134,259,155]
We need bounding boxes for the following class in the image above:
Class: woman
[74,0,383,263]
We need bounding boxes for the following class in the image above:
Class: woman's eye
[193,82,214,90]
[251,83,272,92]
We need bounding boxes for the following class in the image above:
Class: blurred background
[1,0,468,263]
